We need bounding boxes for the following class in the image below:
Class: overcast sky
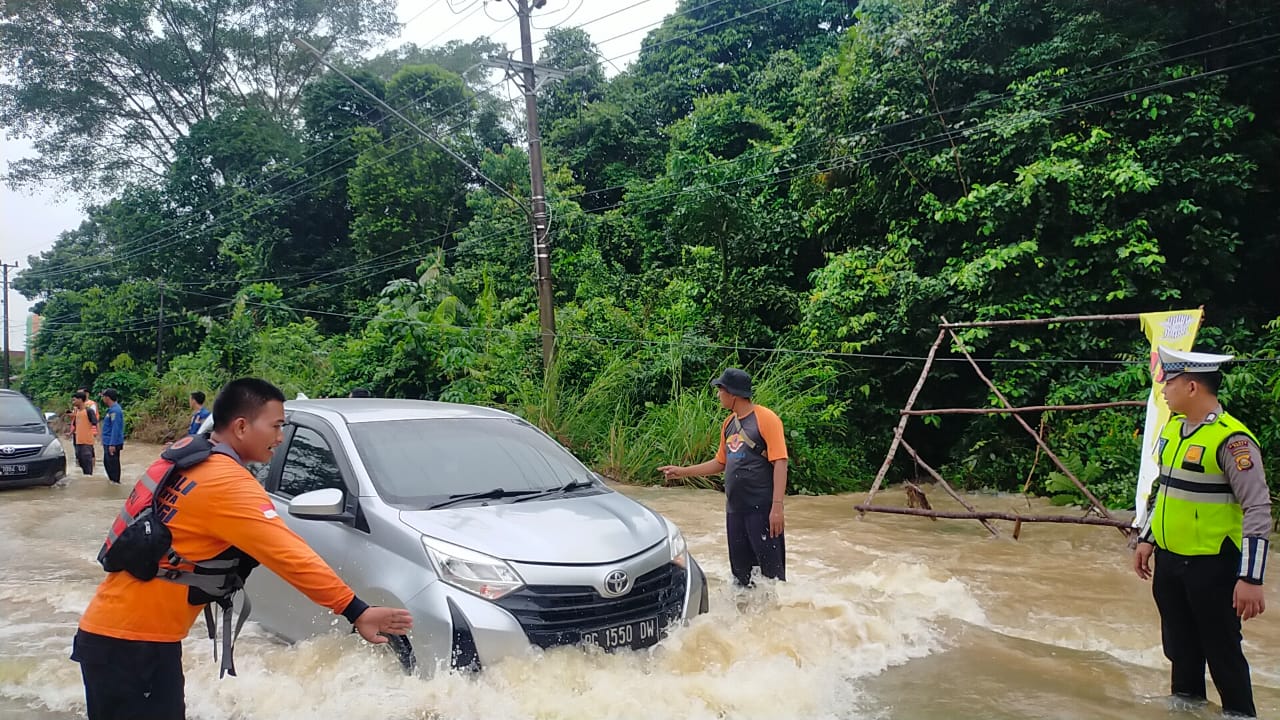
[0,0,680,350]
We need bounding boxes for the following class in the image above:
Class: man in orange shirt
[70,391,99,475]
[72,378,412,719]
[659,368,789,587]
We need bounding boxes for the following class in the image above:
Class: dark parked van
[0,389,67,489]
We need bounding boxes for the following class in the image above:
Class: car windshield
[0,396,45,427]
[347,417,596,509]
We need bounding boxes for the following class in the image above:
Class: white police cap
[1158,346,1234,379]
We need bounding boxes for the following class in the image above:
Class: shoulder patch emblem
[1235,454,1254,472]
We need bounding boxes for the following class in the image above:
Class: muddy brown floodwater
[1,441,1276,719]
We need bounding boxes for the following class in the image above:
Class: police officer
[1132,347,1270,718]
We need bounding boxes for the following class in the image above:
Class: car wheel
[385,633,416,674]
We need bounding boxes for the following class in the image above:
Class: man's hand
[1133,541,1154,580]
[768,503,784,538]
[107,446,116,456]
[657,465,684,481]
[353,606,413,644]
[1234,581,1266,621]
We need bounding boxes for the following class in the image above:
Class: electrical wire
[23,7,1280,357]
[32,47,1280,343]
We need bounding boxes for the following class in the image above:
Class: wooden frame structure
[856,314,1146,538]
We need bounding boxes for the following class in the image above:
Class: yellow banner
[1134,309,1204,525]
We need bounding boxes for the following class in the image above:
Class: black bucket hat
[710,368,753,399]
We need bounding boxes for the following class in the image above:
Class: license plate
[581,616,662,651]
[1,465,28,475]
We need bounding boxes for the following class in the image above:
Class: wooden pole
[936,316,1116,517]
[940,313,1142,329]
[902,400,1145,415]
[856,504,1134,528]
[861,327,948,509]
[940,316,1113,519]
[901,440,1000,537]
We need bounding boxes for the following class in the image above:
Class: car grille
[495,563,687,648]
[0,445,42,459]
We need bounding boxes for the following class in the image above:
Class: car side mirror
[44,412,56,424]
[288,488,349,521]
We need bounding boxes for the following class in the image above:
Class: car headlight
[41,439,64,458]
[422,536,525,600]
[665,519,688,568]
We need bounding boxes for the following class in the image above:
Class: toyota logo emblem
[601,569,630,598]
[0,446,15,456]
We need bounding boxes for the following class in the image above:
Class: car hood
[0,426,54,446]
[398,491,668,565]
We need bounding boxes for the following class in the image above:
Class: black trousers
[71,629,185,720]
[74,443,95,475]
[726,508,786,587]
[1153,545,1255,717]
[103,444,123,483]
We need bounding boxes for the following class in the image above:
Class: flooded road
[2,440,1277,719]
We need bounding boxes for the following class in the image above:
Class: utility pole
[514,0,556,369]
[291,35,553,367]
[156,281,165,375]
[1,261,16,388]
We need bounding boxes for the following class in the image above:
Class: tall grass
[513,346,853,491]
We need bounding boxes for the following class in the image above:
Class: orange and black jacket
[80,448,366,643]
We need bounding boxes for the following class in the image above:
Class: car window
[347,418,595,508]
[247,461,271,489]
[277,426,346,499]
[0,395,45,427]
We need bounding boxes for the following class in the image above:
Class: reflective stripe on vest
[1149,411,1255,555]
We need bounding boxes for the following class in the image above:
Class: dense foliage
[9,0,1280,504]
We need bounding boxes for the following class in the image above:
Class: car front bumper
[0,455,66,489]
[402,547,709,674]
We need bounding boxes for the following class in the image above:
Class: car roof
[286,398,520,425]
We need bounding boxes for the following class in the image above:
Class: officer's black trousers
[1153,545,1255,717]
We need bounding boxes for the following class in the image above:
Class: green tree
[0,0,397,190]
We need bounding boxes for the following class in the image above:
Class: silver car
[243,398,709,672]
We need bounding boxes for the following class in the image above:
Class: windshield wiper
[428,488,541,510]
[509,479,597,504]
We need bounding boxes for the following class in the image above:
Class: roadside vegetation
[8,0,1279,504]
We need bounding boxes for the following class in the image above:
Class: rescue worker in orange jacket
[72,378,412,720]
[70,391,98,475]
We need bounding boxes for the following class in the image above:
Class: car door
[246,414,362,643]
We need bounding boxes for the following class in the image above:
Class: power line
[423,0,488,48]
[533,0,585,30]
[19,74,514,283]
[19,75,510,282]
[403,0,447,27]
[152,286,1280,367]
[20,0,780,284]
[591,0,734,48]
[22,9,1280,343]
[34,48,1280,347]
[295,38,527,211]
[40,40,1278,314]
[560,30,1280,206]
[530,0,657,45]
